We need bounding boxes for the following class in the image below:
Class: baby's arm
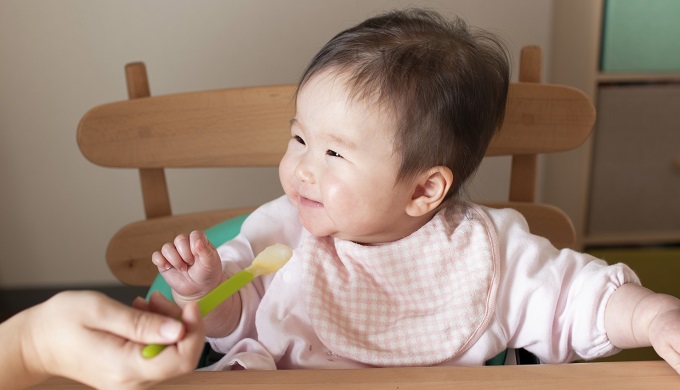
[605,283,680,373]
[152,230,241,338]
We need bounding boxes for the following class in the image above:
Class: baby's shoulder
[462,202,531,234]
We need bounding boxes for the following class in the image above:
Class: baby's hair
[297,9,510,201]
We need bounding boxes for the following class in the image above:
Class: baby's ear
[405,166,453,217]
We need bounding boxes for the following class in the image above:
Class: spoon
[142,243,293,358]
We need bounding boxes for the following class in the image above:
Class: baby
[152,9,680,371]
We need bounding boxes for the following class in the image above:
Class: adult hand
[2,290,205,390]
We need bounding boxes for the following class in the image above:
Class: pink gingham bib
[301,203,500,366]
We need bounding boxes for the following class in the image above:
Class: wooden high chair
[77,45,595,287]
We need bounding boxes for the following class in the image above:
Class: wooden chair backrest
[77,45,595,286]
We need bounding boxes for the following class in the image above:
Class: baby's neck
[350,208,442,246]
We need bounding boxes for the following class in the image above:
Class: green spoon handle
[142,270,254,359]
[198,270,254,316]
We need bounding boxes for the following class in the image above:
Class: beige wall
[0,0,553,288]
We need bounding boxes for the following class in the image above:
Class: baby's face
[279,70,419,244]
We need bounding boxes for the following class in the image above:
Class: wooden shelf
[550,1,680,250]
[584,230,680,247]
[597,72,680,84]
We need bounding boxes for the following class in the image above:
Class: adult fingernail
[160,321,182,340]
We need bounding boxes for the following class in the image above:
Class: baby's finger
[132,296,149,311]
[161,242,187,272]
[657,347,680,375]
[190,230,214,258]
[174,234,195,265]
[151,251,172,271]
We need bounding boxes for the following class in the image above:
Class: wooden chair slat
[487,83,595,156]
[78,83,594,168]
[77,85,296,168]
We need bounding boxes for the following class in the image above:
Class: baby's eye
[326,150,343,158]
[294,135,306,145]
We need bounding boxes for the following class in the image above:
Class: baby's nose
[294,158,315,184]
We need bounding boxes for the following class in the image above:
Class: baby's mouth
[299,195,323,208]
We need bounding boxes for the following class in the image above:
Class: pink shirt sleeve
[486,206,640,363]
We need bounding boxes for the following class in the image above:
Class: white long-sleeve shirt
[205,195,639,370]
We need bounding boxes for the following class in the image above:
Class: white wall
[0,0,553,288]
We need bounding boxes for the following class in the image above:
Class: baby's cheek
[278,159,294,193]
[324,185,359,219]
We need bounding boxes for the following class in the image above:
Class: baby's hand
[649,308,680,374]
[152,230,223,302]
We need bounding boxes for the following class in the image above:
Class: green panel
[586,246,680,362]
[601,0,680,72]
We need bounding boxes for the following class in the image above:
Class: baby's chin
[299,216,334,238]
[304,225,369,244]
[296,209,350,240]
[292,200,365,242]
